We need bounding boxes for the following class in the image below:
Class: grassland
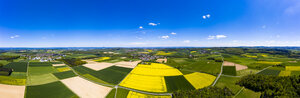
[53,71,77,79]
[25,81,78,98]
[223,66,237,76]
[165,75,195,92]
[73,66,132,85]
[235,88,261,98]
[184,72,216,89]
[236,69,259,76]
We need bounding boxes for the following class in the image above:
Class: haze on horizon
[1,0,300,47]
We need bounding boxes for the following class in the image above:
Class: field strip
[255,66,272,74]
[212,55,224,86]
[117,86,172,96]
[233,87,245,98]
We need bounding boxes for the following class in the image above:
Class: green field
[27,73,59,85]
[222,66,237,76]
[257,69,281,76]
[106,88,129,98]
[165,75,195,92]
[167,58,222,75]
[10,72,27,79]
[215,76,242,94]
[28,66,57,75]
[53,71,77,80]
[235,88,261,98]
[3,62,28,72]
[25,81,78,98]
[73,66,132,84]
[236,69,259,76]
[81,74,110,85]
[29,62,52,67]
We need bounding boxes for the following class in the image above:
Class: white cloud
[139,26,143,29]
[183,40,190,43]
[216,35,227,39]
[202,15,206,19]
[208,35,227,39]
[148,23,158,26]
[206,14,210,18]
[10,35,20,39]
[160,35,169,39]
[171,32,176,35]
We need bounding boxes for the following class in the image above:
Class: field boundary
[212,55,224,86]
[233,87,245,98]
[255,66,272,74]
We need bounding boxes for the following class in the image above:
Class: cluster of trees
[59,58,87,67]
[172,87,233,98]
[236,74,300,97]
[0,55,20,62]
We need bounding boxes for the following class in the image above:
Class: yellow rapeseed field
[120,74,167,92]
[286,66,300,71]
[279,71,291,76]
[57,67,71,72]
[126,91,171,98]
[93,57,110,62]
[184,72,216,89]
[119,63,182,92]
[256,61,282,65]
[130,63,182,76]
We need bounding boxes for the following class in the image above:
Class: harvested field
[0,84,25,98]
[184,72,216,89]
[156,58,167,63]
[223,61,248,71]
[61,76,112,98]
[52,64,65,66]
[114,60,141,68]
[83,63,114,71]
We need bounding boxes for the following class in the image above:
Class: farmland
[1,47,300,97]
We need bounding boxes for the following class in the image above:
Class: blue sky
[1,0,300,47]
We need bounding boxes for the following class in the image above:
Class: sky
[1,0,300,47]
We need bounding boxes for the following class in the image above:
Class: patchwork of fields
[1,59,218,97]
